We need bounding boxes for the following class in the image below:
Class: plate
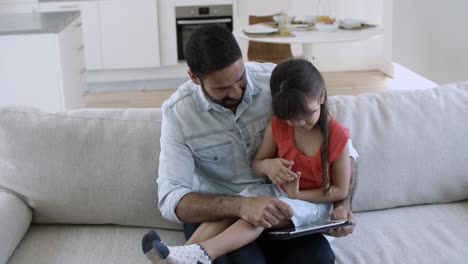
[243,24,278,34]
[288,24,314,31]
[339,18,366,29]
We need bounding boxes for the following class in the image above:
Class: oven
[175,5,233,61]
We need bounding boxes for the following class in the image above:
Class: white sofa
[1,82,468,263]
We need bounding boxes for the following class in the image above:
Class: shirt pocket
[193,142,235,182]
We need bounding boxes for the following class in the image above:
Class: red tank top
[271,116,350,190]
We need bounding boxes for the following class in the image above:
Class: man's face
[189,59,247,111]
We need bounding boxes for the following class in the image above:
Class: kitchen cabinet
[99,0,160,69]
[39,1,103,70]
[0,15,86,112]
[39,0,160,70]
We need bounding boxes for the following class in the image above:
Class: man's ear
[188,70,201,86]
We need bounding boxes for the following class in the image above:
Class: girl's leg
[186,218,236,245]
[199,218,264,260]
[152,219,292,263]
[200,218,293,260]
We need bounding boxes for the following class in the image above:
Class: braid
[319,89,331,195]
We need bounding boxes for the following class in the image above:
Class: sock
[142,230,163,263]
[153,241,212,264]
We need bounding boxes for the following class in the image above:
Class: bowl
[340,18,366,29]
[315,22,339,32]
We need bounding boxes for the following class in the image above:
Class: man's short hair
[184,25,242,79]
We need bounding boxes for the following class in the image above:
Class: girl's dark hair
[184,25,242,79]
[270,59,331,194]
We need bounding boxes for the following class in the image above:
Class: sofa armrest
[0,191,32,264]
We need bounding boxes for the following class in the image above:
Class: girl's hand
[264,159,297,185]
[323,205,356,237]
[284,172,301,199]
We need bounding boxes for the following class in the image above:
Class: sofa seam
[0,187,34,211]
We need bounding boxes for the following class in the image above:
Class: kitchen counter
[0,11,79,35]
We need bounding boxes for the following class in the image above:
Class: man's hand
[323,205,356,237]
[239,197,293,228]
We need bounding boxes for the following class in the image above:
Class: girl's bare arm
[286,146,351,203]
[252,121,296,184]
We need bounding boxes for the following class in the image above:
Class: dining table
[233,23,384,63]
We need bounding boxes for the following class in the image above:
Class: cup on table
[276,13,291,35]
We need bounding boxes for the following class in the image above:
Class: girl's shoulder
[271,116,290,129]
[328,117,350,161]
[271,116,292,142]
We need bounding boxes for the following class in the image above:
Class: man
[144,25,357,263]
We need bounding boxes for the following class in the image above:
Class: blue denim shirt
[157,62,276,223]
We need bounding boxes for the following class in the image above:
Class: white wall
[393,0,468,84]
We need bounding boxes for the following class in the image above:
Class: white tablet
[267,220,353,240]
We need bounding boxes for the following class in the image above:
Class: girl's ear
[320,91,326,104]
[188,70,201,86]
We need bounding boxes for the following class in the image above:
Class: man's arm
[176,193,294,228]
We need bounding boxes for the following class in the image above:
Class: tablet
[267,220,353,240]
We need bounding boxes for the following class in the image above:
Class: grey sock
[154,241,212,264]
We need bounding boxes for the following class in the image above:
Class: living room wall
[393,0,468,84]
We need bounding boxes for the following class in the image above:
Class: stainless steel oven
[176,5,233,61]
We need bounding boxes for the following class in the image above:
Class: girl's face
[285,96,324,131]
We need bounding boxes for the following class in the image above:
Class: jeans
[184,223,335,264]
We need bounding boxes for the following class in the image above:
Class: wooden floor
[86,70,391,108]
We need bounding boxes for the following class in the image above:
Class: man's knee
[215,240,266,264]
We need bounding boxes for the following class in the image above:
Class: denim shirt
[157,62,276,223]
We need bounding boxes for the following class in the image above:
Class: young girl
[143,58,351,264]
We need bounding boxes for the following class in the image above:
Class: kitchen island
[0,11,87,112]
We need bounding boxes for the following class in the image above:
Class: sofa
[1,82,467,264]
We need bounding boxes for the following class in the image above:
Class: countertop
[0,11,80,36]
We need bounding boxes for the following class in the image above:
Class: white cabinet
[39,1,103,70]
[39,0,160,70]
[98,0,160,69]
[0,17,87,112]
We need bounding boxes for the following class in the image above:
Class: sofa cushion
[7,224,185,264]
[328,82,468,212]
[0,107,180,229]
[332,200,468,263]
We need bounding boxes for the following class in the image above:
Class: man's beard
[201,84,245,110]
